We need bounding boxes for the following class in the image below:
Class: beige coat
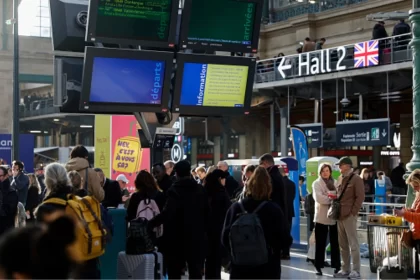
[336,170,365,220]
[312,178,337,225]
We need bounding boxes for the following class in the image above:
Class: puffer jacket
[65,158,104,202]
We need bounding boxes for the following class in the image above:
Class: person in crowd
[395,169,420,279]
[0,166,18,235]
[353,167,361,175]
[65,145,104,202]
[68,170,87,197]
[36,162,100,279]
[0,214,79,279]
[302,37,315,52]
[152,163,173,194]
[332,157,365,279]
[94,168,122,208]
[203,169,231,279]
[360,168,374,203]
[25,173,41,221]
[164,160,176,179]
[315,38,326,50]
[279,167,296,260]
[259,154,288,219]
[312,163,340,276]
[36,166,46,196]
[149,160,209,279]
[15,202,26,228]
[7,168,12,183]
[217,161,239,198]
[10,160,29,206]
[222,166,287,279]
[116,174,130,197]
[191,168,199,182]
[126,170,166,221]
[206,165,217,176]
[377,171,392,191]
[195,166,207,184]
[372,21,388,39]
[393,19,411,49]
[233,164,256,201]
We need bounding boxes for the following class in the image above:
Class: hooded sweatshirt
[65,158,104,202]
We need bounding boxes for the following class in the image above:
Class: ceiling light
[53,119,60,122]
[297,0,304,2]
[29,130,41,133]
[44,131,48,134]
[309,0,316,3]
[80,125,93,128]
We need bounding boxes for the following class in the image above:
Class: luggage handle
[385,231,402,271]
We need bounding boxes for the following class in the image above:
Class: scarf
[322,177,335,191]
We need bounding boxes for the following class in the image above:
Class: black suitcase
[377,231,406,279]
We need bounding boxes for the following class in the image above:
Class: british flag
[354,40,379,68]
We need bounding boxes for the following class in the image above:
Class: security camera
[340,97,351,107]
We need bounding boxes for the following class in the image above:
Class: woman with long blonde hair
[222,166,288,279]
[26,173,41,221]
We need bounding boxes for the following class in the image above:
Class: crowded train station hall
[0,0,419,279]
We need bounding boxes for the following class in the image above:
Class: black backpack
[304,193,315,215]
[126,217,155,255]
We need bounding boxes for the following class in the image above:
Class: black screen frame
[172,53,256,116]
[80,47,174,114]
[179,0,263,53]
[86,0,179,49]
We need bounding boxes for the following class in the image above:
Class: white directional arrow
[277,58,292,79]
[382,129,387,137]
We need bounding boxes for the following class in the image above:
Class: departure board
[185,0,256,45]
[93,0,173,42]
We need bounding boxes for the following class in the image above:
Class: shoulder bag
[327,174,354,220]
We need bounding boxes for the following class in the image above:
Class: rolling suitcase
[117,250,163,279]
[377,231,406,279]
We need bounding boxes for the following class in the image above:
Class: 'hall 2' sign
[278,46,347,79]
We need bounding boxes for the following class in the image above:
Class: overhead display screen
[80,47,174,114]
[86,0,178,48]
[89,58,165,105]
[180,0,263,53]
[173,53,256,116]
[180,63,249,107]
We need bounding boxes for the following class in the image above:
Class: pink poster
[110,115,150,192]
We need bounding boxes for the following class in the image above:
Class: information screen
[186,0,256,45]
[180,62,249,107]
[94,0,172,42]
[89,57,166,105]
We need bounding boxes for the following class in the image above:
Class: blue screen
[89,57,166,105]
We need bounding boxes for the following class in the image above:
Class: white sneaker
[347,271,361,279]
[333,270,350,278]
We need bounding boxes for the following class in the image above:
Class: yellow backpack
[42,194,107,261]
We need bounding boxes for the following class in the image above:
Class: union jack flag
[354,40,379,68]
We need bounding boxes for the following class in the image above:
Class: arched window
[18,0,51,38]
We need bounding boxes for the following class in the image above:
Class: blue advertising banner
[336,118,390,147]
[290,126,309,190]
[0,134,34,172]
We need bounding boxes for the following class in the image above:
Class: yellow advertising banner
[94,115,111,178]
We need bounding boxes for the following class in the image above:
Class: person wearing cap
[116,174,130,202]
[331,157,365,279]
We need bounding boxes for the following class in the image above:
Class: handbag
[401,230,414,249]
[327,174,354,220]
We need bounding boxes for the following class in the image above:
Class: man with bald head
[217,161,238,198]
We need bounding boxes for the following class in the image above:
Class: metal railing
[266,0,369,24]
[255,33,412,84]
[19,98,60,118]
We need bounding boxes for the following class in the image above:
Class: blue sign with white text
[336,118,390,147]
[0,134,34,172]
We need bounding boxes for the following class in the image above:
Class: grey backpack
[229,201,268,266]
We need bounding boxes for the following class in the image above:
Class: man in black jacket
[0,166,18,235]
[279,167,296,259]
[94,168,122,208]
[149,160,209,279]
[259,154,288,219]
[217,161,239,198]
[152,163,173,194]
